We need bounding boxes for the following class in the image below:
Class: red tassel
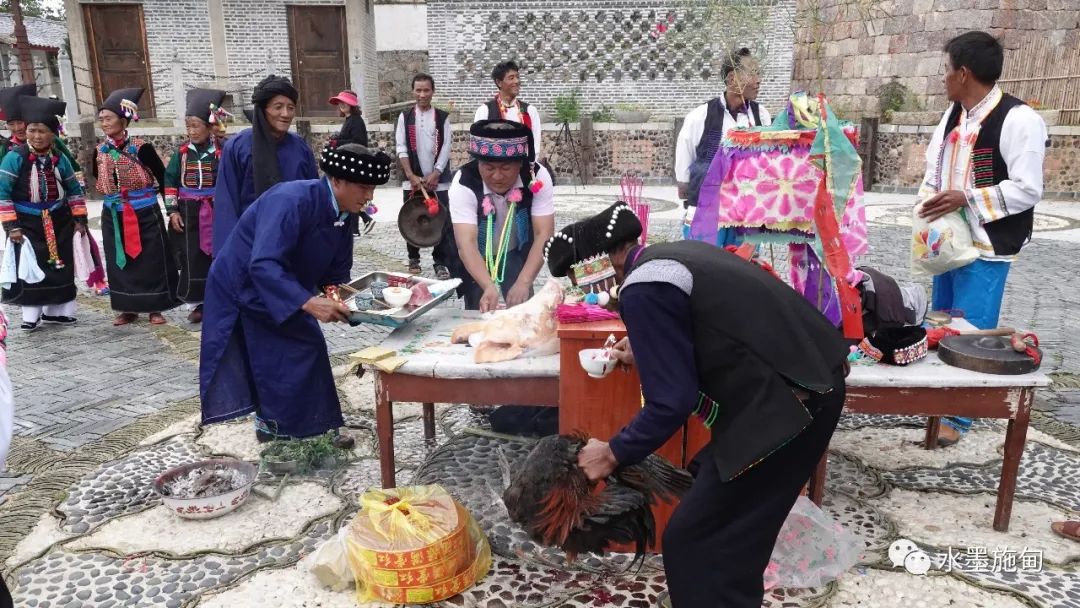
[812,176,863,339]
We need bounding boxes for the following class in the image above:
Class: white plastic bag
[73,231,94,283]
[310,525,354,592]
[910,206,978,277]
[764,496,861,590]
[0,239,16,289]
[17,239,44,285]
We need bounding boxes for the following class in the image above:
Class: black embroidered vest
[942,94,1033,256]
[627,241,849,480]
[402,106,451,184]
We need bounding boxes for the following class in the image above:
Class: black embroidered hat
[0,84,36,122]
[866,326,929,366]
[319,141,393,185]
[468,119,532,161]
[185,88,229,125]
[19,95,66,134]
[100,88,144,122]
[546,201,643,278]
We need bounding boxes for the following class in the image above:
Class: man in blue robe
[213,75,318,255]
[199,142,393,442]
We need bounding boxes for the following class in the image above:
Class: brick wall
[426,0,797,120]
[791,0,1080,118]
[143,0,213,118]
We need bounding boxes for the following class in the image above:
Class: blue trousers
[931,258,1012,432]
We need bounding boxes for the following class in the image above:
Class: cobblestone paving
[0,189,1078,607]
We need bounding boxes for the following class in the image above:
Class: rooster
[502,432,693,564]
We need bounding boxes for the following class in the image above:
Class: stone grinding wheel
[937,335,1042,375]
[397,194,448,248]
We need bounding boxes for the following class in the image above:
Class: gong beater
[938,335,1042,375]
[397,192,449,248]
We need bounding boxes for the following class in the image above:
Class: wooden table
[366,313,1049,533]
[808,320,1051,532]
[365,309,559,488]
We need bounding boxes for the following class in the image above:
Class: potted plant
[259,432,348,474]
[554,90,582,124]
[614,103,650,123]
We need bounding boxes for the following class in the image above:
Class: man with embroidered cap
[213,74,317,254]
[449,119,554,312]
[200,141,392,445]
[915,31,1047,447]
[548,203,849,608]
[164,88,230,323]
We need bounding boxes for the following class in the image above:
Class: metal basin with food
[154,459,257,520]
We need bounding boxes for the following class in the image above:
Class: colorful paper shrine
[690,93,867,338]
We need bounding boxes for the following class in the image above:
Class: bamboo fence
[997,37,1080,126]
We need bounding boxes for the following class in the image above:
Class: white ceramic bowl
[579,348,617,379]
[154,459,257,520]
[382,286,412,308]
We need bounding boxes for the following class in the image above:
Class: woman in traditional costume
[0,96,88,331]
[200,142,391,444]
[94,87,178,326]
[213,75,317,254]
[164,88,228,324]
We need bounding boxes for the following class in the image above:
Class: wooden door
[83,4,155,118]
[288,6,349,117]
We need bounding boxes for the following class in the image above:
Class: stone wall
[790,0,1080,118]
[62,120,1080,199]
[377,51,430,107]
[872,124,1080,199]
[426,0,797,120]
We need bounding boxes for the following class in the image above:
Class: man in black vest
[547,203,849,608]
[916,31,1047,446]
[674,48,771,246]
[395,73,455,277]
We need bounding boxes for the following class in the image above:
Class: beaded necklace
[482,188,522,285]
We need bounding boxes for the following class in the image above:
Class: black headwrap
[546,202,643,278]
[19,95,66,134]
[319,142,393,185]
[250,75,300,197]
[0,84,36,122]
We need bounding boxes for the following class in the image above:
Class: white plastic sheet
[764,496,861,590]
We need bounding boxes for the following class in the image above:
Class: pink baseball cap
[328,90,359,107]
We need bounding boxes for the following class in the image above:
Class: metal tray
[343,271,455,329]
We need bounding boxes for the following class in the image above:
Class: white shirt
[449,164,554,250]
[395,107,453,191]
[674,96,773,183]
[917,86,1047,261]
[474,99,544,159]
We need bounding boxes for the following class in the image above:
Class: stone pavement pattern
[0,187,1078,607]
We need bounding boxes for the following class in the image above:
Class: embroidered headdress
[319,141,393,186]
[468,119,531,161]
[866,326,929,366]
[185,88,229,125]
[545,201,643,284]
[101,88,144,122]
